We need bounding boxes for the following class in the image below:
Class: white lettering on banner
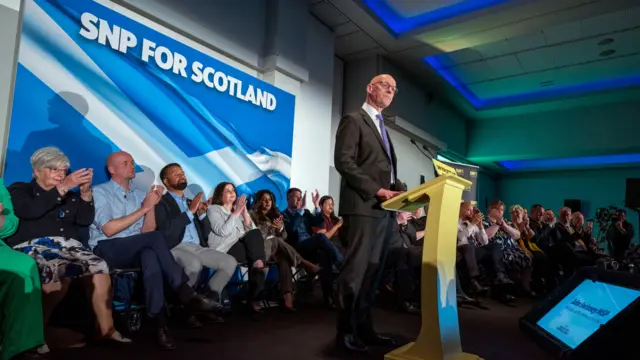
[78,12,278,111]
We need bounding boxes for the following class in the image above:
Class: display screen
[537,280,640,349]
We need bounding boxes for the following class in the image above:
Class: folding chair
[76,226,145,333]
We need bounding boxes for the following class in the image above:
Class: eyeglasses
[372,81,399,94]
[46,167,68,174]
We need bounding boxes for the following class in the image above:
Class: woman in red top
[312,196,344,251]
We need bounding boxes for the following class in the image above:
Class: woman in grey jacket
[207,182,267,314]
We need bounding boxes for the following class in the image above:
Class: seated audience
[408,207,426,244]
[529,204,558,254]
[384,211,421,314]
[90,151,216,350]
[250,189,320,311]
[283,188,343,308]
[155,163,237,322]
[311,195,345,252]
[554,209,599,274]
[510,205,556,294]
[571,212,608,262]
[7,147,130,351]
[607,209,634,260]
[543,209,557,227]
[483,200,534,296]
[207,182,267,314]
[457,202,511,292]
[0,178,45,360]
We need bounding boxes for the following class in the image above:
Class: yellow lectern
[382,174,483,360]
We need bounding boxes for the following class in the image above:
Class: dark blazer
[281,208,316,246]
[5,180,95,247]
[334,109,402,217]
[155,192,211,249]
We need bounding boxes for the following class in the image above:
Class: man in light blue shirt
[154,163,237,305]
[89,151,217,350]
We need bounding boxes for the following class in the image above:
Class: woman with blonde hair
[510,205,556,294]
[483,200,534,296]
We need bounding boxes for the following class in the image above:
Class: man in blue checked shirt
[89,151,218,350]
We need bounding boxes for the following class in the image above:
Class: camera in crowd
[595,206,622,224]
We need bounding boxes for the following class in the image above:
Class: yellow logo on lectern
[432,159,457,176]
[470,171,477,177]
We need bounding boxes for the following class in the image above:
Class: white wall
[0,0,335,207]
[329,57,344,210]
[0,0,22,172]
[388,127,436,190]
[287,15,333,200]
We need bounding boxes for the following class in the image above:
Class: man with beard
[90,152,217,350]
[155,163,238,307]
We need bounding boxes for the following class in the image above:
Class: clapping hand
[197,197,211,216]
[300,191,308,209]
[272,215,284,229]
[234,194,247,216]
[585,221,594,234]
[142,185,162,211]
[62,168,92,190]
[471,212,482,226]
[311,189,320,208]
[189,192,204,214]
[78,168,94,194]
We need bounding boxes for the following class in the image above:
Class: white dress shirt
[362,102,382,136]
[457,219,488,247]
[362,102,394,183]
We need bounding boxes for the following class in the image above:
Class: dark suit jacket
[334,109,402,217]
[5,180,95,247]
[154,192,211,249]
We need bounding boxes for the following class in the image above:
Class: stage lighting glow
[363,0,513,35]
[425,55,640,109]
[497,153,640,171]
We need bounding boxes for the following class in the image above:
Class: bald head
[366,74,397,111]
[106,151,136,181]
[368,74,394,86]
[107,151,129,167]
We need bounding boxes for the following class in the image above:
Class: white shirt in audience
[457,219,488,247]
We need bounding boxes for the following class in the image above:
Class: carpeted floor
[50,296,553,360]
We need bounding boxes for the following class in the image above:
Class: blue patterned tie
[376,114,395,181]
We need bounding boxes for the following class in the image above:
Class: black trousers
[336,213,395,337]
[297,234,341,300]
[385,246,421,302]
[457,241,505,279]
[530,251,556,292]
[94,231,187,317]
[227,229,267,301]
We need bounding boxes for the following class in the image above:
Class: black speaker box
[520,267,640,360]
[625,178,640,209]
[563,199,582,213]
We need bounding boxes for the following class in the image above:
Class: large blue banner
[5,0,295,205]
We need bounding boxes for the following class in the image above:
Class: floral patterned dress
[482,219,532,272]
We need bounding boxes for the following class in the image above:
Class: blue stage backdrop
[5,0,296,205]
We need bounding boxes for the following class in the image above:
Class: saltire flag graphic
[5,0,296,206]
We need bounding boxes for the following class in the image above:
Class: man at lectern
[334,74,404,353]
